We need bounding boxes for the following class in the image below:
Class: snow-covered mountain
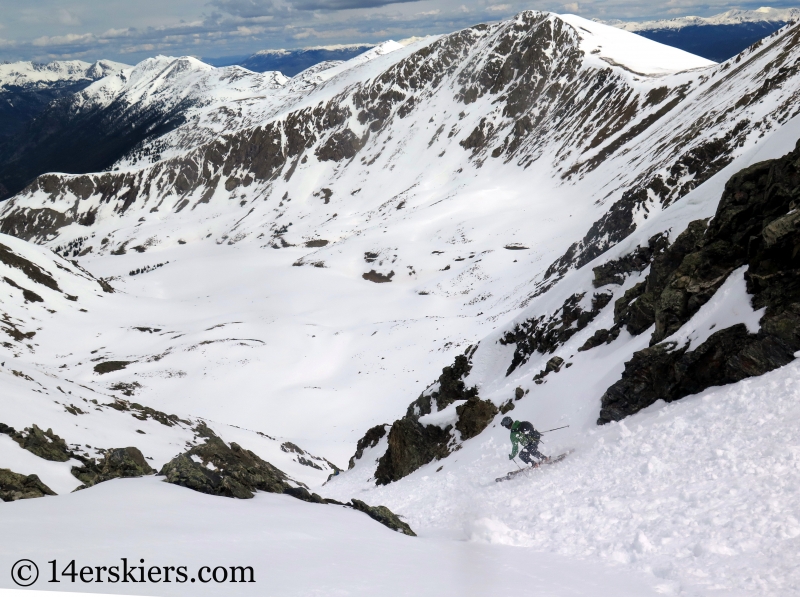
[605,6,800,62]
[0,60,128,154]
[609,7,800,31]
[0,44,403,201]
[237,44,377,76]
[1,10,800,597]
[0,60,126,88]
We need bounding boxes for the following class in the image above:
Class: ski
[495,451,573,483]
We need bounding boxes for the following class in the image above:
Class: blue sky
[0,1,796,64]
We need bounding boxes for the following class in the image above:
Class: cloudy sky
[0,0,796,64]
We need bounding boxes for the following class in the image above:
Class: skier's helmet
[501,416,513,429]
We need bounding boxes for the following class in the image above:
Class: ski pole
[541,425,569,433]
[511,457,523,470]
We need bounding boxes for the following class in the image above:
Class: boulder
[374,418,451,485]
[72,446,154,489]
[348,499,416,536]
[455,397,498,440]
[0,469,56,502]
[15,424,71,462]
[160,435,319,501]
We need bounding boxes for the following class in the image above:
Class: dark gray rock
[348,424,388,469]
[348,499,416,536]
[14,424,71,462]
[374,418,452,486]
[599,138,800,423]
[501,291,612,376]
[72,447,154,489]
[455,397,498,440]
[160,436,295,499]
[592,232,669,287]
[372,347,480,485]
[0,469,56,501]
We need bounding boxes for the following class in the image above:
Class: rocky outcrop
[455,397,498,440]
[598,138,800,423]
[0,469,56,501]
[374,418,452,485]
[161,435,297,499]
[348,499,416,536]
[501,291,613,376]
[371,347,489,485]
[591,232,670,288]
[348,424,388,469]
[0,423,72,462]
[543,119,756,286]
[72,447,155,489]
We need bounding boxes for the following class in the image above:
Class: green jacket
[509,421,542,458]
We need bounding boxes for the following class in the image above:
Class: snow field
[327,361,800,597]
[0,475,665,597]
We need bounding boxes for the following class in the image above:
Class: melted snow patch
[666,265,765,350]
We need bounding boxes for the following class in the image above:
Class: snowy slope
[0,11,799,597]
[1,12,799,461]
[0,476,666,596]
[0,232,337,492]
[326,359,800,597]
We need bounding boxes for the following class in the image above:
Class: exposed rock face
[374,418,452,485]
[93,360,132,374]
[598,139,800,423]
[160,436,296,499]
[72,447,155,489]
[592,232,670,288]
[501,291,612,376]
[0,469,56,501]
[372,347,484,485]
[348,499,416,536]
[348,424,388,469]
[455,397,499,440]
[0,423,72,462]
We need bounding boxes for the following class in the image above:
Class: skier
[500,416,548,465]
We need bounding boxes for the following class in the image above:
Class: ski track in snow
[327,362,800,596]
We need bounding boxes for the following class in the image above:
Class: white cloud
[101,28,133,39]
[120,43,157,54]
[233,25,270,35]
[486,4,510,12]
[563,2,580,12]
[32,33,95,47]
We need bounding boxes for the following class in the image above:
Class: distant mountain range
[0,60,127,141]
[206,44,375,76]
[604,6,800,62]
